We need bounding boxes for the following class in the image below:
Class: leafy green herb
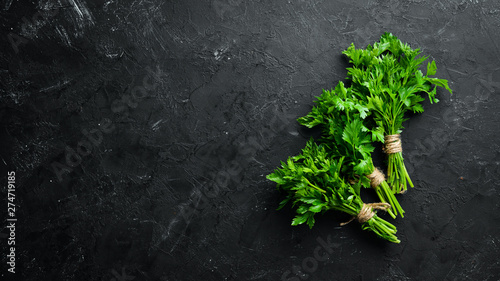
[298,82,404,218]
[267,32,450,244]
[342,32,452,193]
[267,140,400,243]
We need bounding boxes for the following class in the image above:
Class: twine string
[340,203,391,226]
[366,168,385,188]
[384,134,402,154]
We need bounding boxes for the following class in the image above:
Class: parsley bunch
[297,82,404,218]
[267,33,451,244]
[267,140,400,243]
[343,32,452,193]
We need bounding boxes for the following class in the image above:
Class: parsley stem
[303,178,327,194]
[374,186,396,219]
[387,152,413,194]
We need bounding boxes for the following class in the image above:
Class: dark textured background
[1,0,500,280]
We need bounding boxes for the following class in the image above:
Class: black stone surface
[1,0,500,280]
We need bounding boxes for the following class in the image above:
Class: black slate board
[1,0,500,280]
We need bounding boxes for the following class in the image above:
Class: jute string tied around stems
[367,168,385,188]
[340,203,391,226]
[384,134,402,154]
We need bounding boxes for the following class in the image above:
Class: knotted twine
[367,168,385,188]
[348,169,385,188]
[383,134,402,154]
[340,203,391,226]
